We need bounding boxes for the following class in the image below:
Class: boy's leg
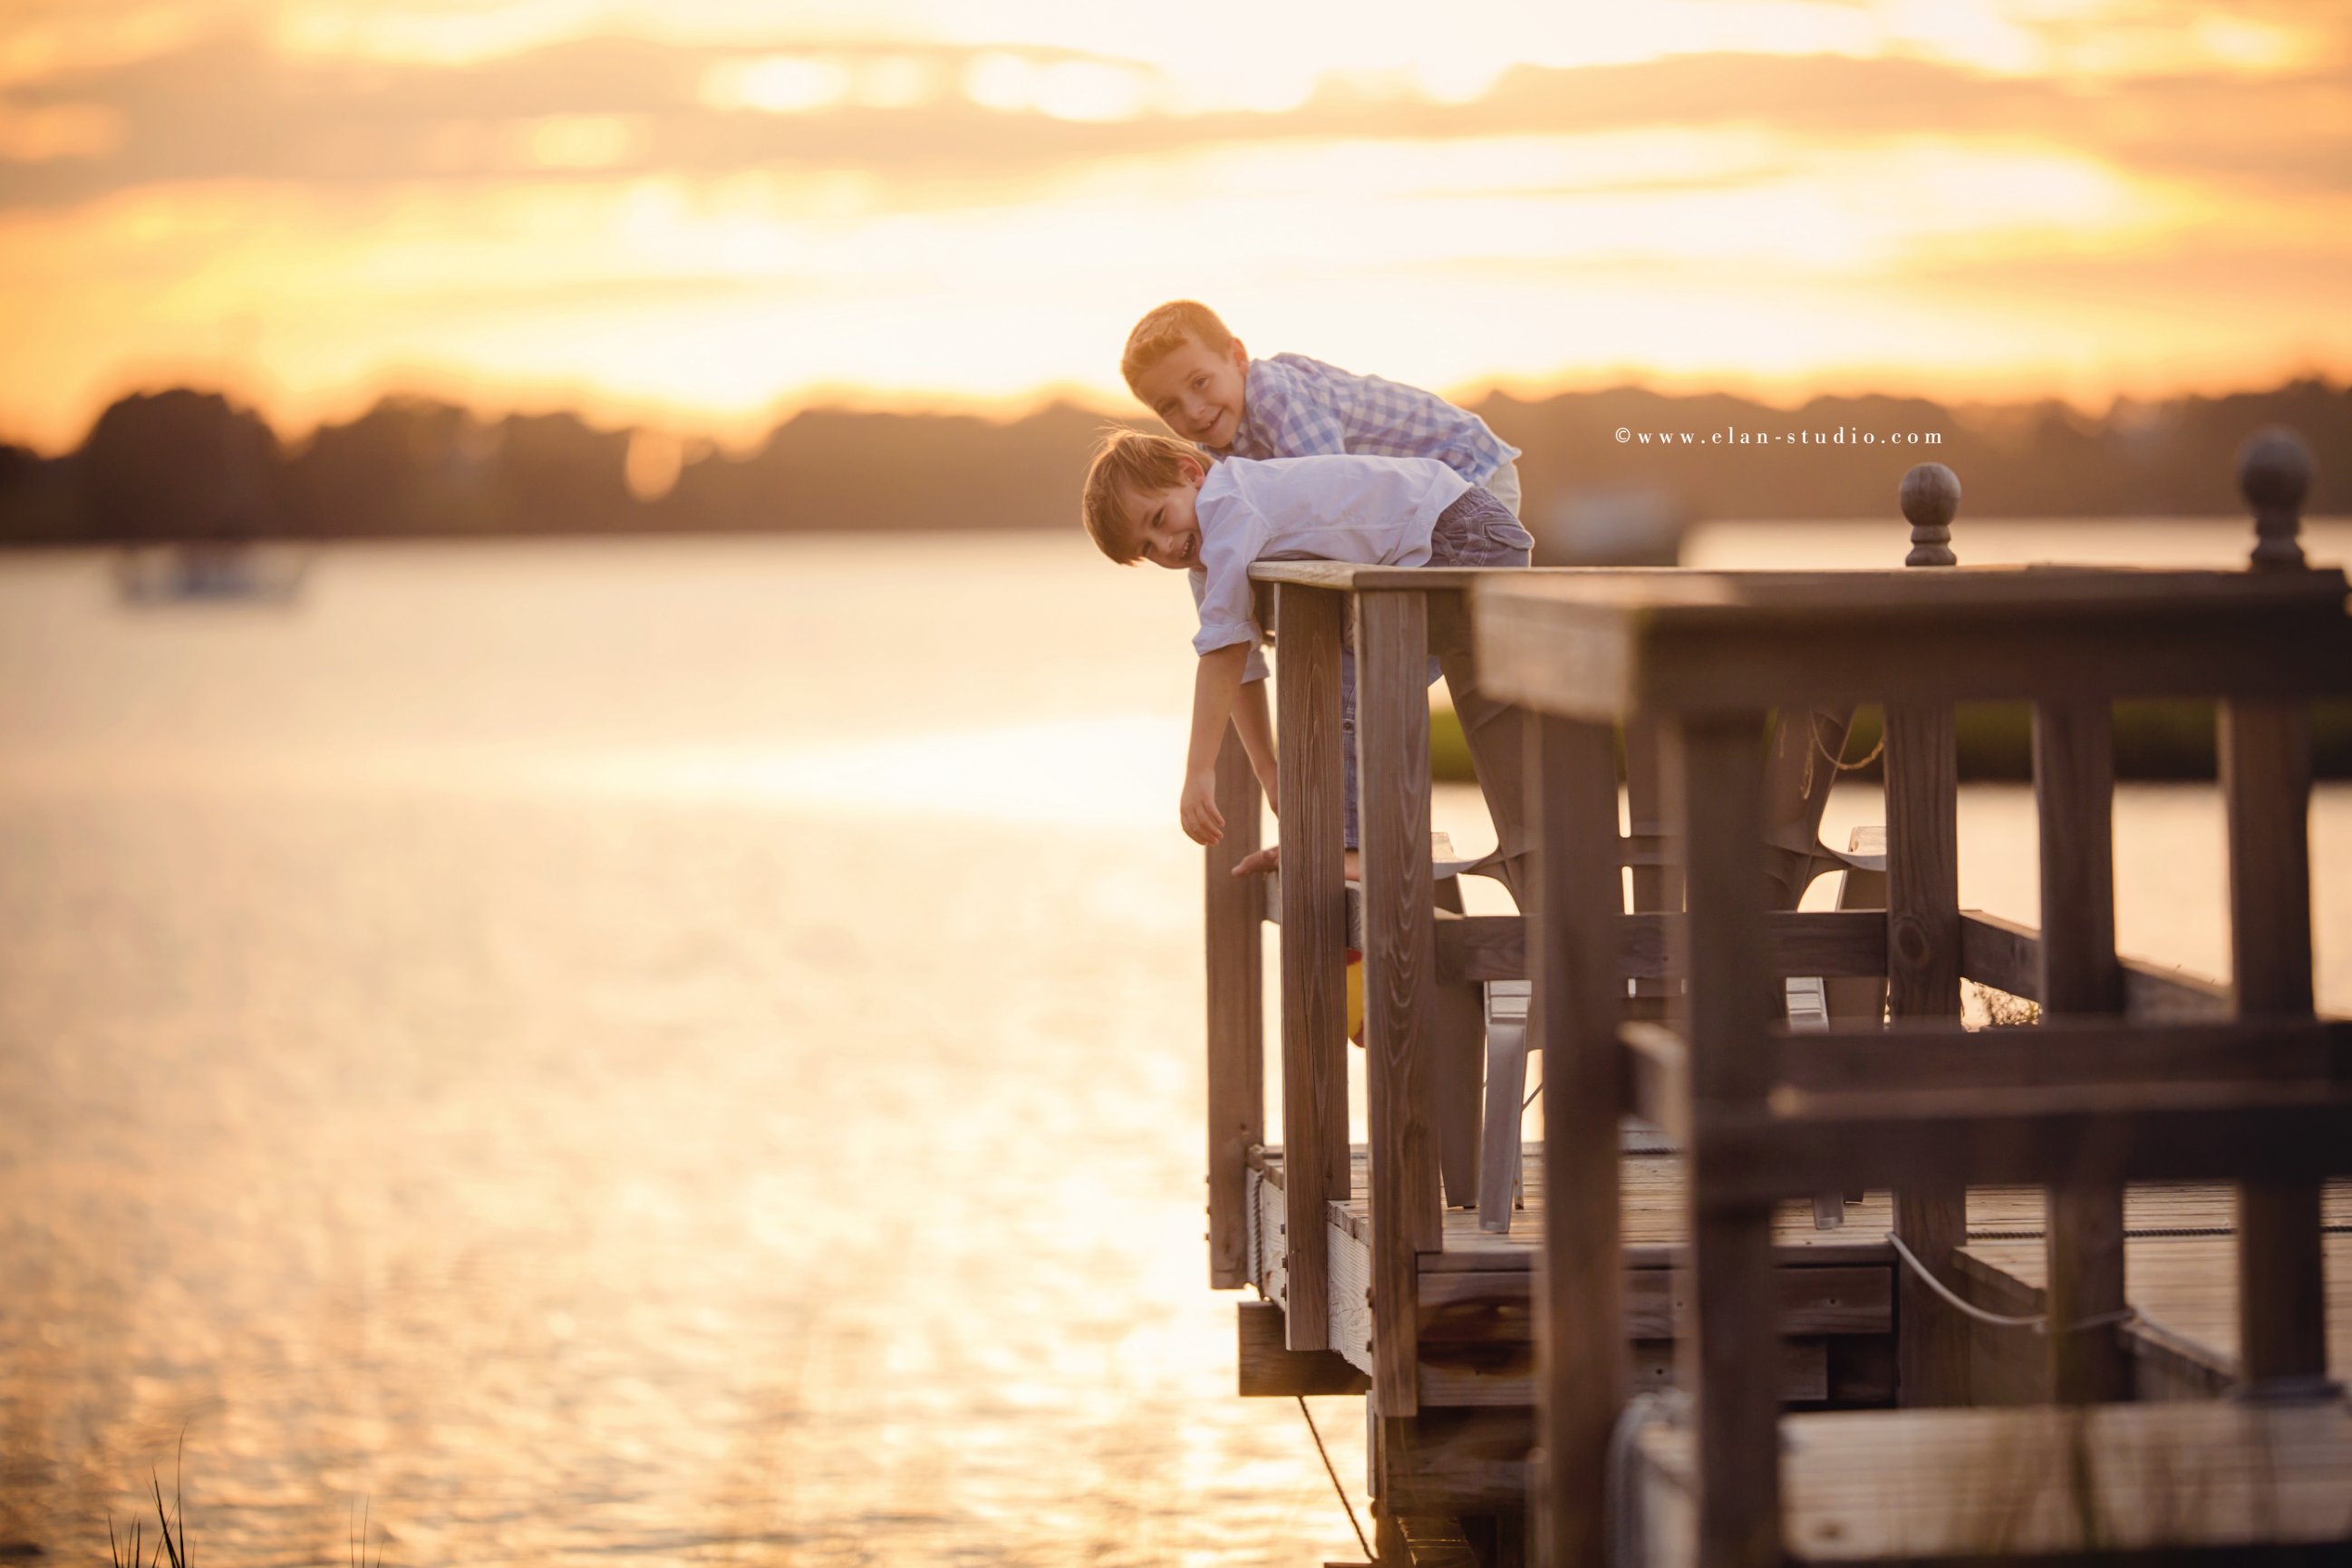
[1430,486,1536,905]
[1436,657,1532,905]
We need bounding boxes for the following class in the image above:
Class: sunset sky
[1,0,2347,451]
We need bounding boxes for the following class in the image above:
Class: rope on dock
[1805,708,1885,778]
[1887,1232,2139,1335]
[1295,1395,1372,1562]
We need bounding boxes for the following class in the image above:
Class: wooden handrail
[1692,1082,2352,1200]
[1957,910,2232,1019]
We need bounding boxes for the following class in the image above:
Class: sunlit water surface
[1,526,2345,1564]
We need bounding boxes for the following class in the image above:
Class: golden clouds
[0,2,2347,449]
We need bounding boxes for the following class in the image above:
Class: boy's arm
[1232,673,1276,807]
[1179,643,1253,846]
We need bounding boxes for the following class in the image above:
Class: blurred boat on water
[1534,485,1689,566]
[113,541,310,604]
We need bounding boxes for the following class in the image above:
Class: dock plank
[1250,1149,2352,1403]
[1633,1401,2352,1563]
[1960,1231,2352,1388]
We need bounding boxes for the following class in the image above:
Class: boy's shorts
[1340,484,1533,849]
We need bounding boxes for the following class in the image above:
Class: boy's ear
[1179,451,1206,484]
[1228,336,1248,372]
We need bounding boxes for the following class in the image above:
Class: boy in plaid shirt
[1118,300,1531,898]
[1122,300,1523,515]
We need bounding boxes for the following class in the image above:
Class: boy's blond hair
[1120,300,1235,394]
[1080,429,1197,565]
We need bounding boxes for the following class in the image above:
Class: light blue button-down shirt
[1216,353,1520,484]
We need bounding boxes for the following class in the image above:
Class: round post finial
[2237,427,2310,572]
[1901,462,1960,566]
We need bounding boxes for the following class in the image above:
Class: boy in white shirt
[1079,430,1535,898]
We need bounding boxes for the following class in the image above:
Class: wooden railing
[1199,483,1960,1342]
[1472,431,2352,1566]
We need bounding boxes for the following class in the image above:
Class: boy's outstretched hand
[1230,845,1281,877]
[1179,769,1225,845]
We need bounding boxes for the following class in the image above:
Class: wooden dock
[1243,1142,2352,1460]
[1195,439,2352,1565]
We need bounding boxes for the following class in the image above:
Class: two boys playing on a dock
[1081,300,1533,898]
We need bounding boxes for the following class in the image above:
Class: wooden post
[1531,713,1630,1568]
[1885,700,1969,1403]
[2032,699,2134,1403]
[2240,426,2310,573]
[1355,587,1444,1417]
[1902,463,1960,566]
[1669,712,1784,1568]
[1276,584,1350,1352]
[1205,724,1264,1289]
[2224,429,2332,1395]
[1887,462,1970,1405]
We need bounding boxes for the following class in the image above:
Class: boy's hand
[1179,769,1225,845]
[1232,844,1280,877]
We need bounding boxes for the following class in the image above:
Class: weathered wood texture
[2221,698,2330,1391]
[1528,713,1630,1568]
[1235,1300,1369,1396]
[1275,584,1349,1351]
[1667,713,1784,1568]
[1355,589,1443,1415]
[1259,1145,1900,1272]
[1255,1154,2352,1404]
[1205,726,1263,1288]
[1691,1089,2352,1200]
[1632,1400,2352,1564]
[1766,1018,2346,1093]
[1470,567,2352,721]
[1883,698,1971,1407]
[1956,911,2233,1020]
[2033,700,2134,1403]
[1421,1337,1848,1410]
[1392,1510,1480,1568]
[1425,1265,1891,1341]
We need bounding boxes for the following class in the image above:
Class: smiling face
[1129,333,1250,450]
[1119,452,1207,569]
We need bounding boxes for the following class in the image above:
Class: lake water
[2,522,2346,1565]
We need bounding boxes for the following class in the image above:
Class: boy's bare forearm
[1185,644,1253,780]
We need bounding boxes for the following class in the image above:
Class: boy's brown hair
[1080,429,1197,565]
[1120,300,1235,394]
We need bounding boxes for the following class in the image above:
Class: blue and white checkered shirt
[1215,353,1519,483]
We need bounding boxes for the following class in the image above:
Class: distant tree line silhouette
[0,379,2343,547]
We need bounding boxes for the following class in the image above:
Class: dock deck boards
[1251,1143,1898,1269]
[1248,1144,2352,1403]
[1958,1186,2352,1389]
